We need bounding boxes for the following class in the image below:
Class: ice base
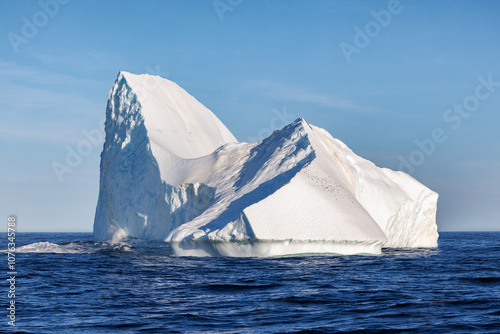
[169,239,383,257]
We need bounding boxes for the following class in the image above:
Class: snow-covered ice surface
[94,72,438,257]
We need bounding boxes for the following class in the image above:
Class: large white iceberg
[93,72,438,256]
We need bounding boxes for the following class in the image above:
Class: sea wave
[14,241,88,254]
[1,241,134,254]
[1,238,176,254]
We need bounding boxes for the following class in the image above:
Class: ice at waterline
[93,72,438,257]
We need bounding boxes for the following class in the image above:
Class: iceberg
[93,72,439,256]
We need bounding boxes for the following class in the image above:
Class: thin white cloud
[242,80,377,112]
[0,58,107,87]
[0,59,105,143]
[26,48,127,72]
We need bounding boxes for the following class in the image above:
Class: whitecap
[12,241,87,254]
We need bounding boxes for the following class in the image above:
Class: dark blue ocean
[1,232,499,333]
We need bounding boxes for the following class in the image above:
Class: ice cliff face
[94,72,234,242]
[94,72,438,256]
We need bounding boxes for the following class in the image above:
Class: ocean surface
[1,232,499,333]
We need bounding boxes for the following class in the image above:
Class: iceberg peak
[108,71,237,159]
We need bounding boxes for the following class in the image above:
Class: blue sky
[1,0,499,232]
